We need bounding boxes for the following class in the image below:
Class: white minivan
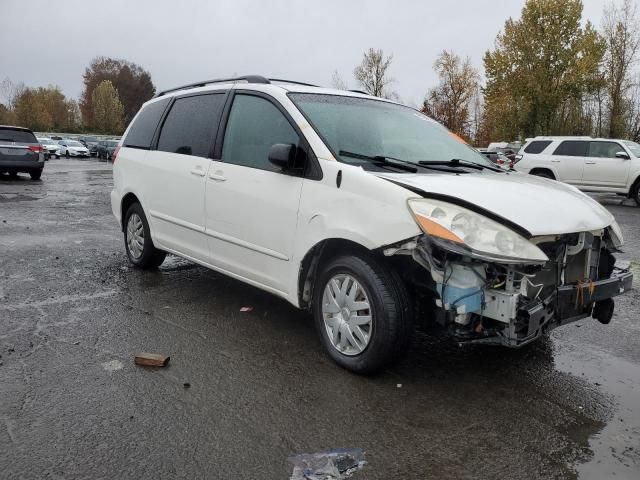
[111,76,632,373]
[514,136,640,204]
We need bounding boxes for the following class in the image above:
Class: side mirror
[615,151,630,160]
[268,143,297,171]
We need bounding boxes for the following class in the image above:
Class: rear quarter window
[524,140,552,154]
[123,98,171,149]
[0,128,37,143]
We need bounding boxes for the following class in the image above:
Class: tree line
[342,0,640,145]
[1,0,638,144]
[0,56,155,135]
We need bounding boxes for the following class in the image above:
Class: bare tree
[0,77,25,109]
[422,50,480,138]
[353,48,395,98]
[602,0,640,137]
[330,70,349,90]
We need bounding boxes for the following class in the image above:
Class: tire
[531,170,553,179]
[30,169,42,180]
[312,251,413,374]
[631,182,640,206]
[65,150,70,159]
[9,171,18,178]
[123,202,166,269]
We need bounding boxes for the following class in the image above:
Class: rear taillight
[28,145,43,153]
[111,146,120,163]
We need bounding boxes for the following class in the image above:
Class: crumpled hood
[375,171,614,237]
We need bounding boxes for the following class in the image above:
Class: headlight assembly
[407,198,548,263]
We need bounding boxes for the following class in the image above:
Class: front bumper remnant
[459,268,633,347]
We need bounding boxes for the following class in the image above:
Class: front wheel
[65,150,70,158]
[124,203,166,269]
[312,252,413,374]
[631,182,640,206]
[30,169,42,180]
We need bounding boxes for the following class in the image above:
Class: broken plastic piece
[134,353,170,367]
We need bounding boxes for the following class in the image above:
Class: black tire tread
[124,203,166,269]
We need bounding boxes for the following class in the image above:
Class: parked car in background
[58,139,90,158]
[37,137,61,159]
[78,136,100,156]
[96,140,119,161]
[514,136,640,205]
[0,125,45,179]
[479,150,513,169]
[111,75,632,373]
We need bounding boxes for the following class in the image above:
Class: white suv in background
[514,136,640,205]
[111,76,632,373]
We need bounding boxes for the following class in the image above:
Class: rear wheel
[65,150,70,158]
[29,169,42,180]
[9,172,18,178]
[312,252,413,374]
[124,202,166,269]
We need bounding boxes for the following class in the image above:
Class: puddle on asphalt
[555,343,640,479]
[0,193,41,203]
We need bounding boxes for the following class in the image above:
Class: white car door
[204,92,305,294]
[582,141,631,188]
[548,140,588,184]
[143,92,227,262]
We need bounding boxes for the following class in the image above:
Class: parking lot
[1,158,639,479]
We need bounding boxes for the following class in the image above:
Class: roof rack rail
[348,89,369,95]
[269,78,319,87]
[154,75,270,98]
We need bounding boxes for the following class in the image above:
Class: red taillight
[111,146,120,163]
[28,145,43,153]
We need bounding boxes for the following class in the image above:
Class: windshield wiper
[419,158,503,172]
[339,150,419,173]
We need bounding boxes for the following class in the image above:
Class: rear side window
[0,128,37,143]
[123,98,170,149]
[588,141,622,158]
[524,140,552,154]
[221,94,299,171]
[157,93,225,157]
[552,141,588,157]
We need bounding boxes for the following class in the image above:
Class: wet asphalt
[0,158,639,479]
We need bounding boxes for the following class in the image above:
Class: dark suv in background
[78,136,100,157]
[0,126,45,180]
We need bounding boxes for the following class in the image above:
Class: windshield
[106,140,118,147]
[623,140,640,157]
[84,137,98,142]
[38,138,54,145]
[66,140,83,147]
[288,93,492,167]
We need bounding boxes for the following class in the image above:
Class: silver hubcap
[126,213,144,259]
[322,274,373,356]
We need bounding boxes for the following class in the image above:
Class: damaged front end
[384,199,633,347]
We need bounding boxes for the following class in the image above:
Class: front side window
[288,93,492,167]
[157,93,225,157]
[221,94,299,171]
[588,141,623,158]
[552,141,588,157]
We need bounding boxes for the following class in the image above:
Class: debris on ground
[239,306,253,312]
[183,382,191,388]
[134,353,170,367]
[288,448,365,480]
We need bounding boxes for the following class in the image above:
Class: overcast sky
[1,0,611,107]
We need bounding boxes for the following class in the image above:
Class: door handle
[585,161,596,165]
[190,168,205,177]
[208,171,226,182]
[551,160,561,163]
